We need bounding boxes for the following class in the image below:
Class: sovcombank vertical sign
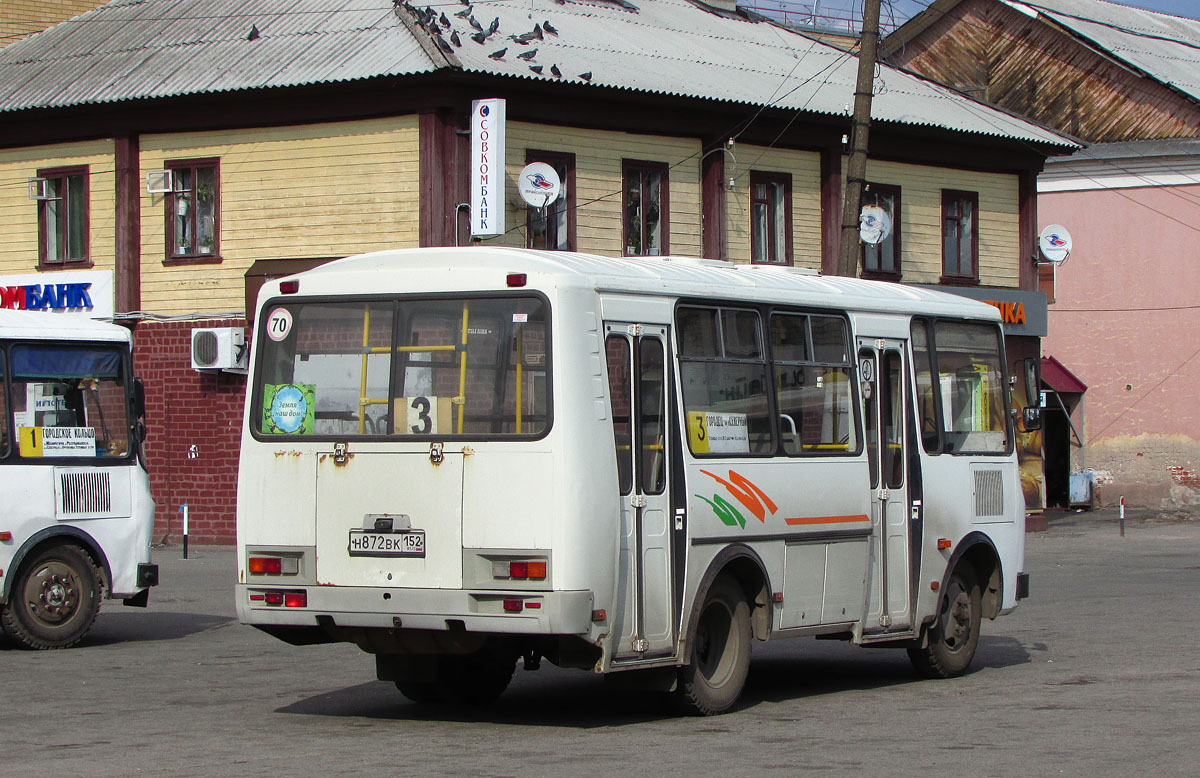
[470,98,505,237]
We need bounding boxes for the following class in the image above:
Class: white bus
[0,310,158,649]
[237,248,1032,713]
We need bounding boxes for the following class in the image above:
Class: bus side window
[911,319,940,454]
[678,305,773,456]
[771,313,857,456]
[605,336,633,495]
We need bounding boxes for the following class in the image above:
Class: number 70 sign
[266,308,293,341]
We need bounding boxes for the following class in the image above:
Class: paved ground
[2,512,1198,777]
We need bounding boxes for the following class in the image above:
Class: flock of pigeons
[396,0,594,82]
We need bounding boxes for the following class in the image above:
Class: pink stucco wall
[1040,184,1200,506]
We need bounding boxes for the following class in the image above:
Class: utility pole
[836,0,883,277]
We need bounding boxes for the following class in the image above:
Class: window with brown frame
[36,165,90,267]
[942,189,978,282]
[623,160,669,256]
[861,182,900,279]
[166,158,220,262]
[750,171,792,265]
[525,150,576,251]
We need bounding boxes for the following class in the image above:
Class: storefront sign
[916,285,1048,337]
[0,270,115,319]
[470,98,506,237]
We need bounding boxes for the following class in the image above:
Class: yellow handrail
[515,323,523,433]
[359,307,371,435]
[457,302,469,434]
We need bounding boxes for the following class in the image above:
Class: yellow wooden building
[0,0,1074,540]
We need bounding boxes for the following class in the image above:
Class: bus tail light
[280,279,300,294]
[491,559,548,580]
[506,273,527,288]
[503,599,523,612]
[937,538,952,550]
[257,590,307,607]
[0,531,12,542]
[249,556,299,575]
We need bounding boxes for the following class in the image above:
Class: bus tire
[678,576,751,715]
[395,681,443,704]
[908,565,981,679]
[437,649,516,705]
[1,544,102,650]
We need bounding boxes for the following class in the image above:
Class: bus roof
[0,310,132,343]
[279,248,1004,322]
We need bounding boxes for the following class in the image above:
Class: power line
[1051,304,1200,312]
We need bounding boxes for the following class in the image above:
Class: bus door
[605,323,675,658]
[858,339,913,634]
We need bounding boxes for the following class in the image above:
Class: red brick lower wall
[133,319,247,545]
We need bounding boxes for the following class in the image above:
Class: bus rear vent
[974,469,1004,518]
[58,471,113,515]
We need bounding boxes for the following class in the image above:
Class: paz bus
[0,310,157,649]
[237,247,1031,714]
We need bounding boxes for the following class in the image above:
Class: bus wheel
[908,565,981,679]
[1,544,102,650]
[395,681,443,704]
[679,576,751,715]
[438,649,516,705]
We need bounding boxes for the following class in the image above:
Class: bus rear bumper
[237,584,595,636]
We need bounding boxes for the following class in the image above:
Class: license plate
[347,530,426,558]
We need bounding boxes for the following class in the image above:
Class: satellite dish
[1039,224,1072,264]
[859,205,891,246]
[518,162,562,208]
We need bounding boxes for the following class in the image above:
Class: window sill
[860,270,900,282]
[36,259,94,271]
[938,275,980,287]
[164,254,223,266]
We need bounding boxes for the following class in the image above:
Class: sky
[747,0,1200,33]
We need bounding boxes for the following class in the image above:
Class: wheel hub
[27,563,79,624]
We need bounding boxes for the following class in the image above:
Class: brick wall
[134,318,246,545]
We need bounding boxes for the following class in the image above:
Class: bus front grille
[59,471,113,515]
[974,469,1004,518]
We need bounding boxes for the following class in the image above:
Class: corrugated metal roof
[1007,0,1200,105]
[0,0,1074,147]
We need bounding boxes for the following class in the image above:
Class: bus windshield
[254,296,550,438]
[3,343,131,459]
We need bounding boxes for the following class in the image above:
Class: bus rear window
[255,296,549,438]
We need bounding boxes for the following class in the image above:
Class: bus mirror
[1023,406,1042,432]
[1023,358,1040,404]
[133,377,146,419]
[135,419,147,443]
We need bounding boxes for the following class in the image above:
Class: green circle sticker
[262,384,315,434]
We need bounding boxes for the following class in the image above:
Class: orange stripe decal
[784,514,870,526]
[700,469,777,523]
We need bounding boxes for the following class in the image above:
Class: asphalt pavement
[2,511,1198,778]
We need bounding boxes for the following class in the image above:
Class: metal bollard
[179,503,190,558]
[1119,496,1125,538]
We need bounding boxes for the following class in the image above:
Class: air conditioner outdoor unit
[191,327,247,372]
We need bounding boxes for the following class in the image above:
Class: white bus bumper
[237,584,595,636]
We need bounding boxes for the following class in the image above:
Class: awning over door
[1041,355,1087,395]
